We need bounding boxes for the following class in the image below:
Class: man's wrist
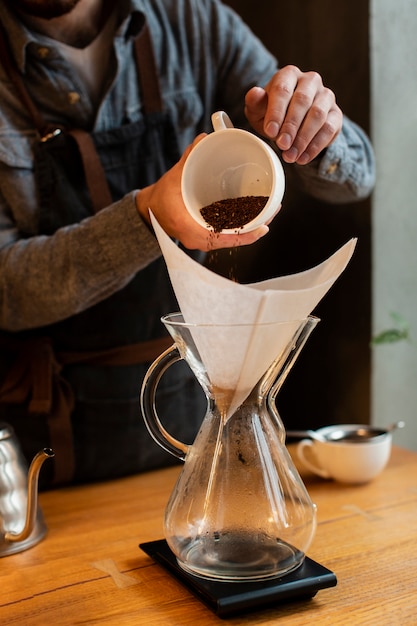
[135,186,152,224]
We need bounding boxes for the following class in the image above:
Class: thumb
[245,86,268,119]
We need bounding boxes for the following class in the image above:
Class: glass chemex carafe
[140,313,319,582]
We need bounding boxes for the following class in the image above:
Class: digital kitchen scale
[140,539,337,618]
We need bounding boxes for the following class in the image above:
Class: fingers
[272,69,341,163]
[244,86,269,127]
[213,224,270,249]
[245,65,343,165]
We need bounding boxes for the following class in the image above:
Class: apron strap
[134,22,163,114]
[67,129,113,214]
[57,336,174,367]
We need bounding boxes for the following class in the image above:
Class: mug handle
[211,110,234,132]
[296,439,330,479]
[140,345,190,461]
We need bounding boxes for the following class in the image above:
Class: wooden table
[1,445,417,625]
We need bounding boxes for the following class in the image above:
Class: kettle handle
[140,345,189,461]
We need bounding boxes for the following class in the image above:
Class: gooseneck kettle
[0,422,54,557]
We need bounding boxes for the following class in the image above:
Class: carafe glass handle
[140,345,190,460]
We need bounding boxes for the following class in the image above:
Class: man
[0,0,375,488]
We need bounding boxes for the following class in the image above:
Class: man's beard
[3,0,82,20]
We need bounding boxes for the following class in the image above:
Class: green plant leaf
[371,312,411,345]
[371,328,409,345]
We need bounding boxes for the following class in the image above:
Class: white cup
[296,424,392,484]
[181,111,285,233]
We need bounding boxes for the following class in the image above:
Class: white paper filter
[151,213,356,418]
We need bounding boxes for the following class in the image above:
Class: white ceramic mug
[181,111,285,233]
[296,424,392,484]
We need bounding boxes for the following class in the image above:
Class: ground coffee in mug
[200,195,269,232]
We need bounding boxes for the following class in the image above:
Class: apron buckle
[40,128,63,143]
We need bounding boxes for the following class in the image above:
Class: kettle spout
[4,448,54,544]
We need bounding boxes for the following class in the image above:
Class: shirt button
[68,92,81,105]
[37,47,50,59]
[326,162,339,175]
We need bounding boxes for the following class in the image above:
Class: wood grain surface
[1,445,416,625]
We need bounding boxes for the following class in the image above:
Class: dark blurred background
[210,1,371,431]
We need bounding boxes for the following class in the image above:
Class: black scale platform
[140,539,337,618]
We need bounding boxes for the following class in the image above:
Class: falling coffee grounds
[200,195,269,232]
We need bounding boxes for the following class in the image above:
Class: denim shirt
[0,0,375,332]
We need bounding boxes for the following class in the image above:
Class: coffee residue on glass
[200,195,268,233]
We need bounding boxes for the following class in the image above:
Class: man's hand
[136,135,276,251]
[245,65,343,165]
